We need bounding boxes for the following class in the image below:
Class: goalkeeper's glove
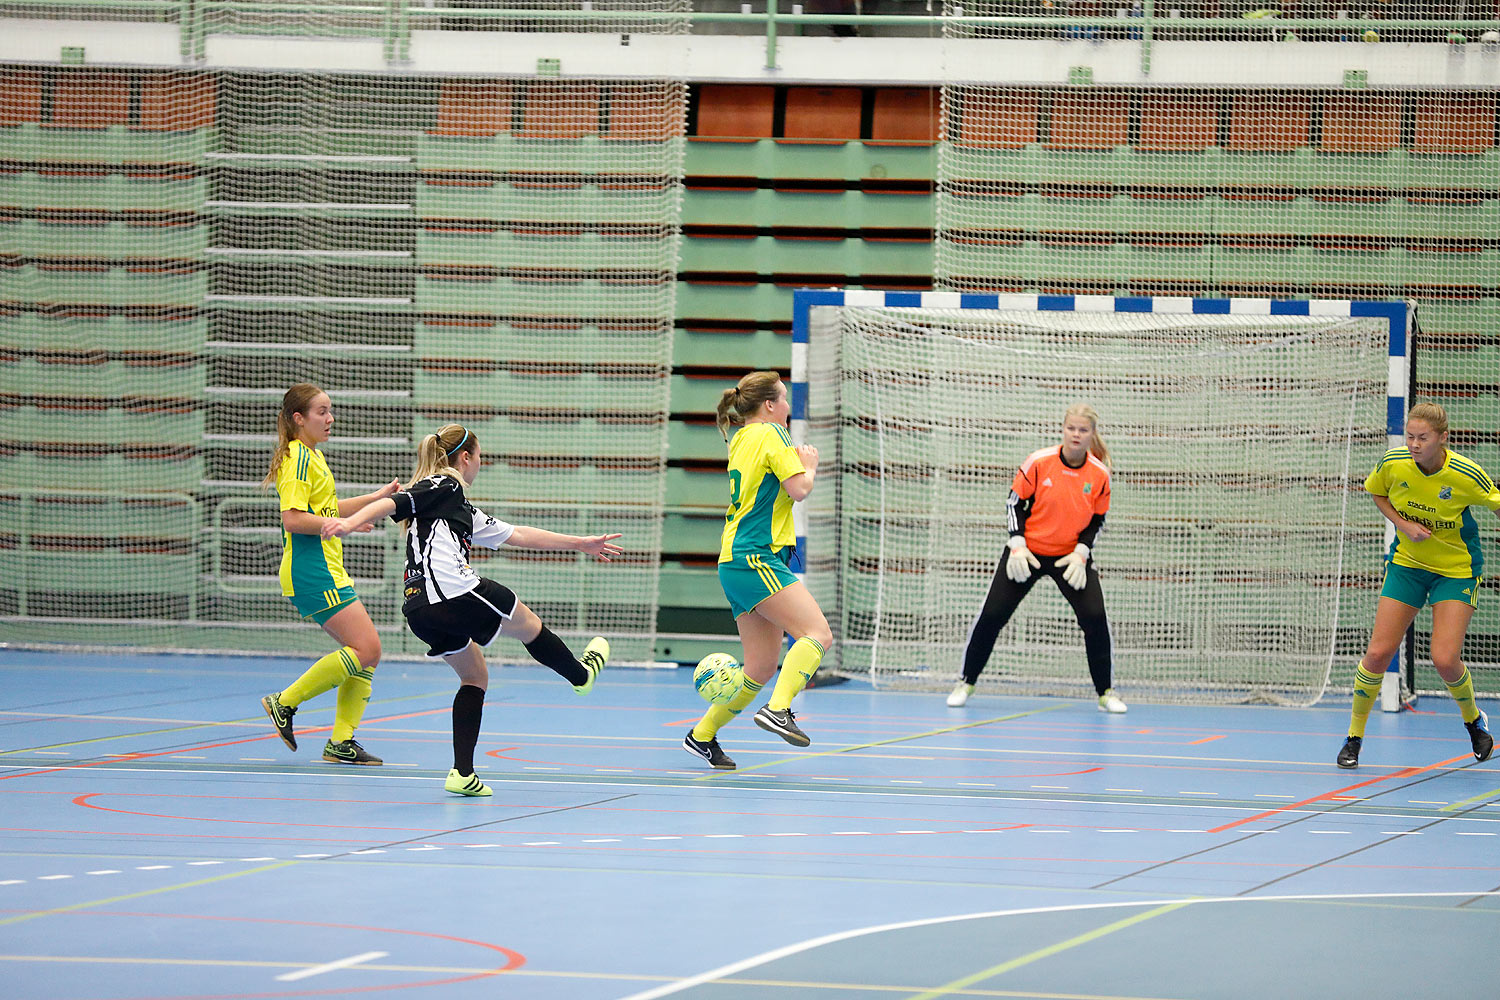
[1005,536,1040,583]
[1056,543,1090,590]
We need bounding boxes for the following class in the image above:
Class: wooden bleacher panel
[952,89,1038,149]
[1139,92,1216,152]
[517,81,600,140]
[693,84,774,142]
[1320,94,1400,154]
[0,69,43,126]
[49,71,129,129]
[1225,92,1311,151]
[605,82,686,141]
[1412,94,1496,156]
[869,88,939,146]
[780,86,862,144]
[429,81,511,137]
[136,73,216,132]
[1047,91,1128,150]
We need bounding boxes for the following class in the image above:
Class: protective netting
[805,305,1391,705]
[1,67,684,663]
[935,78,1500,696]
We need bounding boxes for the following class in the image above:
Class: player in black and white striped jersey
[323,423,623,797]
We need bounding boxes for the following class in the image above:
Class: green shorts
[718,547,798,618]
[1381,562,1481,609]
[288,585,358,625]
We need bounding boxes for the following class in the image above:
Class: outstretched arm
[337,479,401,517]
[506,526,624,562]
[321,497,398,539]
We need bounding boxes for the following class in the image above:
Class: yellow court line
[901,901,1194,1000]
[0,862,296,928]
[700,702,1074,780]
[1440,786,1500,812]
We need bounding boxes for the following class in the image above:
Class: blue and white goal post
[790,289,1414,708]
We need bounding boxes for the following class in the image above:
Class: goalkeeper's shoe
[947,682,974,708]
[260,693,297,751]
[1097,689,1127,714]
[573,636,609,696]
[1336,736,1362,769]
[683,731,736,770]
[1466,710,1493,763]
[444,768,492,797]
[322,739,382,766]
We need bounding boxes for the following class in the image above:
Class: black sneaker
[322,739,383,766]
[683,731,736,770]
[261,693,297,751]
[1336,735,1362,769]
[753,705,810,747]
[1466,710,1493,763]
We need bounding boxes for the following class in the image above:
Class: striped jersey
[389,474,515,612]
[1011,446,1112,558]
[275,439,351,597]
[1364,447,1500,578]
[718,422,806,562]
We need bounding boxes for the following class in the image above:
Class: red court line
[1189,735,1225,745]
[1208,753,1473,834]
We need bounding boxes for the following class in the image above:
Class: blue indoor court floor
[5,648,1500,999]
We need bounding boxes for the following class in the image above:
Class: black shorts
[403,578,519,658]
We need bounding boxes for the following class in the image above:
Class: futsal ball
[693,652,744,706]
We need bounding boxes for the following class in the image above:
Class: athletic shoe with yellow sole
[573,636,609,696]
[322,738,382,765]
[444,768,492,796]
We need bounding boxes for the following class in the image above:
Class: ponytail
[262,382,324,488]
[715,370,783,442]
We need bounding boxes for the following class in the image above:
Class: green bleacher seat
[667,421,733,463]
[0,171,207,212]
[1,124,213,164]
[415,275,669,317]
[672,329,787,367]
[0,451,204,492]
[2,263,207,306]
[1213,196,1300,236]
[0,551,196,594]
[1403,196,1494,241]
[0,405,203,446]
[417,229,672,270]
[1299,197,1398,240]
[416,180,674,224]
[676,281,796,325]
[9,219,207,259]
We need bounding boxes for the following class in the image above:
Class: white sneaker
[946,682,974,707]
[1098,689,1127,714]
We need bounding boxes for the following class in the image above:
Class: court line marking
[1440,786,1500,813]
[0,861,295,928]
[613,892,1500,1000]
[696,703,1075,780]
[906,900,1192,1000]
[1208,753,1473,833]
[275,950,388,982]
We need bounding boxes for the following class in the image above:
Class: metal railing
[2,0,1497,70]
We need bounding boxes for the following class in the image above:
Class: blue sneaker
[1466,710,1493,762]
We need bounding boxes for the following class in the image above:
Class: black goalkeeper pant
[960,554,1114,696]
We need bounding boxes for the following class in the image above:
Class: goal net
[799,292,1406,705]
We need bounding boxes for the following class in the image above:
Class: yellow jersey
[718,422,806,562]
[275,439,352,596]
[1364,446,1500,579]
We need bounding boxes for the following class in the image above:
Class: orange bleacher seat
[1321,94,1400,154]
[517,81,600,140]
[1047,91,1128,150]
[429,82,511,137]
[951,89,1038,149]
[1226,92,1311,151]
[1,69,42,126]
[49,71,129,129]
[604,82,686,141]
[869,88,939,147]
[1413,95,1496,155]
[693,85,774,142]
[781,86,862,144]
[136,73,216,132]
[1139,93,1216,151]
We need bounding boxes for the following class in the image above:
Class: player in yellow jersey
[683,371,833,769]
[258,383,400,766]
[1338,402,1500,768]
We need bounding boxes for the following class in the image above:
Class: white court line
[276,951,389,982]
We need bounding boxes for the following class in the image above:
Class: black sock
[523,626,588,686]
[452,684,485,775]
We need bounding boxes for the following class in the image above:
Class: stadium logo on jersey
[1440,486,1453,500]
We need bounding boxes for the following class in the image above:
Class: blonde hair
[409,423,475,487]
[262,382,325,488]
[1406,402,1449,436]
[715,370,783,441]
[1065,403,1111,468]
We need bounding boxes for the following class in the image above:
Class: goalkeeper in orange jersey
[1337,402,1500,769]
[947,404,1123,713]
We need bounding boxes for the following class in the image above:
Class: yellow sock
[331,667,375,742]
[1348,661,1383,738]
[767,637,824,712]
[1445,665,1479,725]
[692,676,762,743]
[281,646,360,708]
